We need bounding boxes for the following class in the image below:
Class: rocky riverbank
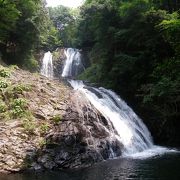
[0,66,122,173]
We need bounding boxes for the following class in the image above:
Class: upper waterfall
[62,48,84,77]
[41,51,53,78]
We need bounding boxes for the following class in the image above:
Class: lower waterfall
[62,48,176,158]
[69,80,176,157]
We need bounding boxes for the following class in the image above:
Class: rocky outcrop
[36,91,123,170]
[0,120,41,173]
[38,48,66,79]
[0,67,123,173]
[52,48,66,78]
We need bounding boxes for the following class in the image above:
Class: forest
[0,0,180,146]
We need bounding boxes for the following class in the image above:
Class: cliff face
[0,66,122,173]
[52,48,66,79]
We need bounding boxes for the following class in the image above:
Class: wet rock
[64,135,76,146]
[31,162,42,171]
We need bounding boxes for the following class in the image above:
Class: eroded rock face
[34,91,123,170]
[0,68,123,173]
[0,121,41,173]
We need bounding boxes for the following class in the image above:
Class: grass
[22,117,36,134]
[39,122,50,135]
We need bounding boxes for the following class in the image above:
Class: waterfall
[41,51,53,78]
[62,48,84,77]
[69,80,154,155]
[62,48,176,158]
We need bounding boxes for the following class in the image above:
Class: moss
[51,114,62,124]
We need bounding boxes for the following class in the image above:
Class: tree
[0,0,60,66]
[0,0,20,47]
[48,5,80,46]
[76,0,180,145]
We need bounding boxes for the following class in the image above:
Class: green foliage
[41,25,62,51]
[51,114,62,124]
[22,118,36,134]
[3,83,32,100]
[78,64,103,83]
[119,0,150,17]
[0,0,20,42]
[39,138,46,147]
[76,0,180,144]
[0,69,11,78]
[0,0,61,66]
[22,54,39,72]
[13,84,32,94]
[0,69,33,121]
[0,101,7,113]
[158,12,180,54]
[11,98,27,108]
[10,98,28,118]
[39,123,50,134]
[0,80,9,89]
[9,65,19,70]
[48,5,80,46]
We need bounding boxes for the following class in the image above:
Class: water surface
[1,153,180,180]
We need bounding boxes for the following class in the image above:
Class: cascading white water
[62,48,177,158]
[41,51,53,78]
[62,48,84,77]
[69,80,154,155]
[69,80,176,158]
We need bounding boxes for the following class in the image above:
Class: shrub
[0,69,11,78]
[0,80,9,88]
[13,84,32,94]
[11,98,27,108]
[10,98,28,118]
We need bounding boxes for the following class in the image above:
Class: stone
[0,67,123,174]
[31,162,42,171]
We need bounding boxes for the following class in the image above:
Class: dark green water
[1,154,180,180]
